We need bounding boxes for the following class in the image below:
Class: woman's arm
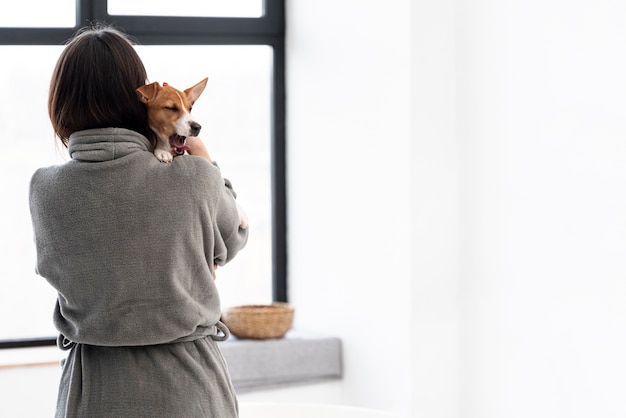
[185,136,249,277]
[186,136,217,277]
[186,136,212,162]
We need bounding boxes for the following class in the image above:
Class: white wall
[456,0,626,417]
[287,0,461,416]
[286,0,457,417]
[288,0,626,417]
[286,0,413,416]
[410,0,460,416]
[0,365,60,417]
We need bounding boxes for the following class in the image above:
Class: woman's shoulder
[159,155,225,196]
[30,163,65,187]
[170,155,221,179]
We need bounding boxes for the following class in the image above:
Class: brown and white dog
[136,78,208,163]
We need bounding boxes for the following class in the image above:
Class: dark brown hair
[48,23,154,147]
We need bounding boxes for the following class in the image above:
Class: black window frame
[0,0,286,350]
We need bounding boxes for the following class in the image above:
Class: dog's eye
[165,106,179,112]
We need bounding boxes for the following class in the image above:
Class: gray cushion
[220,332,343,392]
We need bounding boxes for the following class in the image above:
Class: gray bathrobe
[29,128,248,417]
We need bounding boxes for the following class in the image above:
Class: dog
[136,78,208,163]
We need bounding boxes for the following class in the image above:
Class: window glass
[0,46,64,340]
[108,0,263,18]
[0,45,272,340]
[0,0,74,28]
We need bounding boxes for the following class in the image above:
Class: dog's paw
[155,149,174,163]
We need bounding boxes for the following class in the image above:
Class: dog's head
[136,78,208,154]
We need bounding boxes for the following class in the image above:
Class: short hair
[48,23,154,147]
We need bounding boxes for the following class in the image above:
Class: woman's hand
[186,136,212,162]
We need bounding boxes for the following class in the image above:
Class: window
[108,0,264,18]
[0,0,74,28]
[0,0,286,347]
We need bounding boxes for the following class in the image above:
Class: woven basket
[222,303,294,339]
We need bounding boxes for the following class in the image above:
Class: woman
[29,24,248,417]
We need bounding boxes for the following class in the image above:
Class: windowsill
[220,330,343,392]
[0,331,343,393]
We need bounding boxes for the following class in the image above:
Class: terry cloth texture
[29,128,248,417]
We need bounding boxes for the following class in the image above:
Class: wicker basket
[222,303,294,339]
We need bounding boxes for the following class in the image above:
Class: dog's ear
[184,78,208,104]
[136,82,162,103]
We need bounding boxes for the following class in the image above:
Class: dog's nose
[190,122,202,137]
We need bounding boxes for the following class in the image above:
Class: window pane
[0,44,272,341]
[0,0,74,28]
[0,46,64,340]
[109,0,263,18]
